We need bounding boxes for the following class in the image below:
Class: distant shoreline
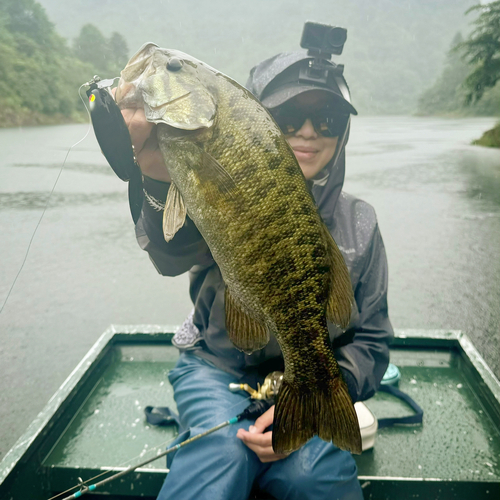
[2,114,500,151]
[473,122,500,148]
[0,108,87,129]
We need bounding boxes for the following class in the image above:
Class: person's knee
[259,441,362,500]
[160,432,261,500]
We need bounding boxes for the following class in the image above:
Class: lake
[0,116,499,458]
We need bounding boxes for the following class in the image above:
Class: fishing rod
[59,397,274,500]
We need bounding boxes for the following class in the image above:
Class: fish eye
[167,58,183,71]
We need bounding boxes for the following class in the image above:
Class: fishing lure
[86,75,144,223]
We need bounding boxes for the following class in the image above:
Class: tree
[458,1,500,104]
[73,23,110,74]
[418,33,470,115]
[73,25,129,76]
[108,32,129,71]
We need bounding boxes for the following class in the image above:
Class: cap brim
[261,86,358,116]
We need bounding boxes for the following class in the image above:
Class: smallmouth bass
[116,43,362,454]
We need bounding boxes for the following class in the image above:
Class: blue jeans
[157,352,363,500]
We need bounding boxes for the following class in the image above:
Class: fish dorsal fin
[321,223,354,329]
[225,286,270,354]
[163,182,187,242]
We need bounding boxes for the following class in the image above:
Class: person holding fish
[114,27,393,500]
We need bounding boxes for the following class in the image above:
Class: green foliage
[73,23,109,70]
[458,1,500,104]
[37,0,478,115]
[0,0,128,127]
[72,24,128,76]
[108,32,129,72]
[472,121,500,147]
[417,32,500,116]
[0,0,91,126]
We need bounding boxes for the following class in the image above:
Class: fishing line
[46,394,254,500]
[0,84,93,317]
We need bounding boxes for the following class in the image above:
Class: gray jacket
[135,143,393,402]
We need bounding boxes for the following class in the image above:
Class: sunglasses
[271,106,349,138]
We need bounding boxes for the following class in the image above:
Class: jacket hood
[309,148,346,229]
[246,51,352,225]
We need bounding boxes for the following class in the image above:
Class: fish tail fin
[272,377,362,455]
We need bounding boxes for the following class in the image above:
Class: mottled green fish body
[116,43,362,455]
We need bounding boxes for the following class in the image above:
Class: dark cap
[246,52,357,115]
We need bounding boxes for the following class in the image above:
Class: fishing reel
[229,371,284,400]
[84,75,144,224]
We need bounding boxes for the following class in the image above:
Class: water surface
[0,117,499,459]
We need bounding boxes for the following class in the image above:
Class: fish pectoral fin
[225,287,269,353]
[273,377,362,455]
[321,223,354,329]
[195,149,239,205]
[163,182,187,242]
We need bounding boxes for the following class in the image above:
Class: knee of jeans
[212,433,257,470]
[178,428,258,472]
[264,445,360,500]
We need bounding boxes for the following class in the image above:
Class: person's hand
[111,87,171,183]
[121,107,171,183]
[236,405,290,463]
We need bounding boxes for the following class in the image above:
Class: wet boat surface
[1,327,499,500]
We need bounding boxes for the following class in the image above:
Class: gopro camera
[298,22,347,87]
[300,22,347,58]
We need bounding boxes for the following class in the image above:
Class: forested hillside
[1,0,492,125]
[38,0,477,115]
[0,0,128,127]
[418,32,500,116]
[0,0,91,126]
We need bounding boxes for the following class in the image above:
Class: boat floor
[1,328,499,499]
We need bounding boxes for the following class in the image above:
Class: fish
[115,43,362,455]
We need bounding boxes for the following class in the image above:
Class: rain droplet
[457,384,463,389]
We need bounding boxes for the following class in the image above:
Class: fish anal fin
[224,287,269,353]
[272,377,362,455]
[321,223,354,329]
[163,182,187,242]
